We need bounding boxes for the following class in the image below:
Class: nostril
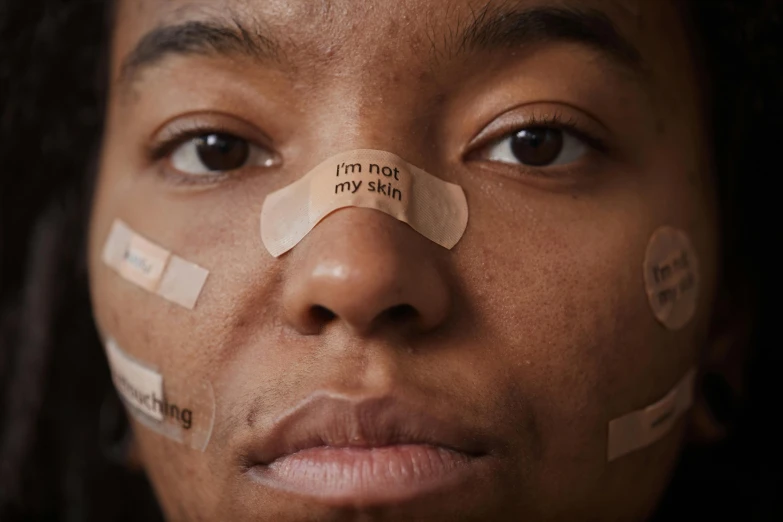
[310,305,337,324]
[385,304,418,323]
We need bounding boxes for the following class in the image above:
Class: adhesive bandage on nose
[260,149,469,257]
[607,368,696,461]
[102,220,209,309]
[105,338,215,451]
[643,227,699,330]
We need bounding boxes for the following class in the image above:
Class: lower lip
[250,445,482,505]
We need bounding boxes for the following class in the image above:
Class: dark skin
[87,0,738,519]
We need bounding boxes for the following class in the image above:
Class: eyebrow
[452,5,644,76]
[119,17,283,86]
[119,4,644,88]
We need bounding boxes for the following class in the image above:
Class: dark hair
[0,1,779,520]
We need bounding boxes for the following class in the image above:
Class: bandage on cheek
[102,220,209,309]
[643,227,699,330]
[261,149,469,257]
[607,369,696,461]
[105,339,215,451]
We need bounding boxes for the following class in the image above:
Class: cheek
[132,430,218,520]
[87,160,274,517]
[89,229,269,520]
[455,185,705,497]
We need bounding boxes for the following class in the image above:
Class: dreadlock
[0,1,161,520]
[0,1,779,520]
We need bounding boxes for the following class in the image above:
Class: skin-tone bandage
[105,338,215,451]
[261,149,469,257]
[607,368,696,462]
[643,226,699,330]
[102,220,209,309]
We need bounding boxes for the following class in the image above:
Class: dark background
[1,0,781,520]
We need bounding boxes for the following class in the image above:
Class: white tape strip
[106,338,164,421]
[104,338,216,451]
[607,369,696,461]
[102,220,209,309]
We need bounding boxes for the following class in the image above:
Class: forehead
[117,0,643,23]
[111,0,673,72]
[110,0,696,124]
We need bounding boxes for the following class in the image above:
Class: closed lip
[240,392,498,505]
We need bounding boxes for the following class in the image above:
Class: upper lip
[244,392,492,466]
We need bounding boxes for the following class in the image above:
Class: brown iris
[509,128,564,166]
[195,134,250,171]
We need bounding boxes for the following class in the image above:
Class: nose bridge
[305,57,439,162]
[281,205,451,336]
[277,65,451,337]
[310,104,427,163]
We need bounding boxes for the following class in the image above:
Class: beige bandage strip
[261,149,469,257]
[105,338,216,452]
[102,220,209,309]
[643,227,699,330]
[607,369,696,462]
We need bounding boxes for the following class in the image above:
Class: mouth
[241,393,496,506]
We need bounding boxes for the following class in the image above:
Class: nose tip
[281,209,451,336]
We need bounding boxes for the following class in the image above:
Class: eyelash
[488,111,608,153]
[148,122,240,162]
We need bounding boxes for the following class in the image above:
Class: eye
[485,127,587,167]
[169,133,277,175]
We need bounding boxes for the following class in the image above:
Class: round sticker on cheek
[643,227,700,330]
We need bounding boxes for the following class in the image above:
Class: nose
[281,208,451,336]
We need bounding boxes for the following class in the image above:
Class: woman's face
[89,0,717,520]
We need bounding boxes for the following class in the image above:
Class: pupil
[510,128,564,166]
[196,134,250,171]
